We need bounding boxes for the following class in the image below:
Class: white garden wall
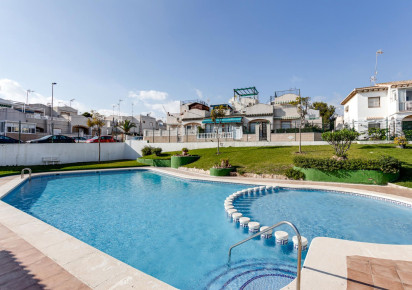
[0,143,127,166]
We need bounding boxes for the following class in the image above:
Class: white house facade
[341,80,412,139]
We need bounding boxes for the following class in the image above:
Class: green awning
[202,117,242,124]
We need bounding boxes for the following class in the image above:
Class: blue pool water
[3,170,412,289]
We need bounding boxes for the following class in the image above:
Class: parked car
[86,136,116,143]
[0,135,20,143]
[27,135,76,143]
[73,136,87,143]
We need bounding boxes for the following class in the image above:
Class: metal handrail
[21,168,32,181]
[228,221,302,290]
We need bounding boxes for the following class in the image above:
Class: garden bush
[293,155,401,174]
[152,147,162,156]
[404,130,412,141]
[321,129,360,158]
[141,146,153,156]
[368,128,387,140]
[285,168,305,180]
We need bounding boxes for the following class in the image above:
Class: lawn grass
[181,144,412,187]
[0,160,147,177]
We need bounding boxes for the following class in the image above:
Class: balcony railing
[400,101,412,111]
[197,132,233,139]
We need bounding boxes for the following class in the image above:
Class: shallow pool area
[2,169,412,289]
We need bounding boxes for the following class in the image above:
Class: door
[234,127,242,140]
[259,122,267,141]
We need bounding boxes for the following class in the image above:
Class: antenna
[370,49,384,85]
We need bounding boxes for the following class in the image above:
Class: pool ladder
[21,168,32,181]
[228,221,303,290]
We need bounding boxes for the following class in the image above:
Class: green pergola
[233,87,259,100]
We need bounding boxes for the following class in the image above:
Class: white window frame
[368,97,380,108]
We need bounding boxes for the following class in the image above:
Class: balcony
[399,101,412,112]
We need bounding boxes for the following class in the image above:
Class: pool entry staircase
[220,185,308,290]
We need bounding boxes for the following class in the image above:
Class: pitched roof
[341,80,412,105]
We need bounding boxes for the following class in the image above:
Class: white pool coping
[1,167,412,289]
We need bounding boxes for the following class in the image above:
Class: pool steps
[224,185,308,250]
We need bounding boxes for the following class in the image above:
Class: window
[281,121,291,129]
[368,123,380,129]
[407,91,412,101]
[368,97,380,108]
[249,123,256,134]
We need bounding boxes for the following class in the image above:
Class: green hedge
[294,167,399,185]
[210,167,234,176]
[137,158,171,167]
[293,155,401,174]
[171,155,200,169]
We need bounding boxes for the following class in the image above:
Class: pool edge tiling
[1,167,412,290]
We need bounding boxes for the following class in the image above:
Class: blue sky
[0,0,411,118]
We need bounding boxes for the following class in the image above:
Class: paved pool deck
[0,168,412,289]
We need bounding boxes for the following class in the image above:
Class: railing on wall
[197,132,233,139]
[400,101,412,111]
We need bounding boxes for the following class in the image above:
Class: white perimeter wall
[2,140,404,166]
[0,143,127,166]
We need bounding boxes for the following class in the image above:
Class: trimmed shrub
[141,146,153,156]
[321,129,360,158]
[152,147,162,156]
[293,155,401,174]
[285,168,305,180]
[181,147,189,156]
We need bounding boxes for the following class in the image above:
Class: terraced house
[148,87,323,143]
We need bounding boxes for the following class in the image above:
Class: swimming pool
[2,169,412,289]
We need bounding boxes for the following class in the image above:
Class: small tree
[87,111,105,163]
[210,105,226,155]
[321,129,360,159]
[118,119,136,141]
[290,96,311,153]
[312,101,336,129]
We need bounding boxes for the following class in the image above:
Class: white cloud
[0,79,179,120]
[127,89,180,119]
[128,90,168,101]
[0,78,89,113]
[195,89,203,99]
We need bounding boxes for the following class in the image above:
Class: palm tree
[87,111,105,162]
[118,119,136,141]
[211,105,226,155]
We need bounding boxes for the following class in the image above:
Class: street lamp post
[25,89,34,113]
[70,98,75,108]
[51,82,57,136]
